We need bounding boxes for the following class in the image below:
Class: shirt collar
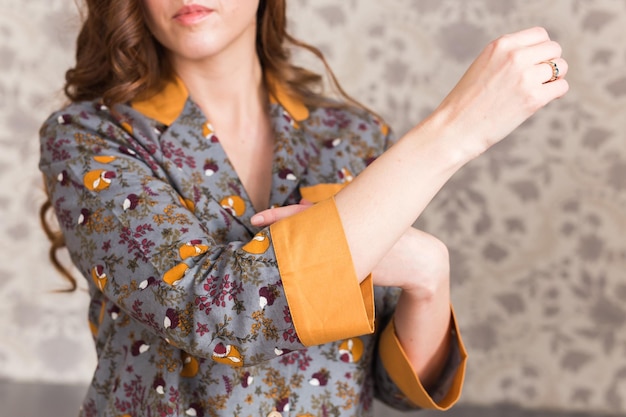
[130,75,310,126]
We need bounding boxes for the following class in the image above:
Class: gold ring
[542,60,559,83]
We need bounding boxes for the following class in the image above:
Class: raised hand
[431,26,569,160]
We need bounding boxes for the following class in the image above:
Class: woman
[39,0,568,416]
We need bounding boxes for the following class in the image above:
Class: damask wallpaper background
[1,0,625,415]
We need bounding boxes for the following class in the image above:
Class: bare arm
[371,228,453,387]
[254,206,455,388]
[252,26,568,387]
[255,27,568,284]
[334,27,568,281]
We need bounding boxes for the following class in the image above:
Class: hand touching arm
[254,204,458,401]
[255,27,568,285]
[252,26,568,403]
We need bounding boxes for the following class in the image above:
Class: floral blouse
[39,76,467,417]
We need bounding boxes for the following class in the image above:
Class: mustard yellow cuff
[270,197,374,346]
[379,306,468,410]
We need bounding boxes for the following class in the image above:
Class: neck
[170,29,267,129]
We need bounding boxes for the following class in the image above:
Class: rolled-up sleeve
[377,306,467,410]
[270,197,375,346]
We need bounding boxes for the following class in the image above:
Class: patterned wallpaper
[1,0,625,415]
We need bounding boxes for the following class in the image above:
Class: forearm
[393,282,452,389]
[335,27,568,283]
[335,112,469,282]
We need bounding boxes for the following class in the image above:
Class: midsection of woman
[88,281,400,416]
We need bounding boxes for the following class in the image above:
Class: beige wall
[1,0,625,414]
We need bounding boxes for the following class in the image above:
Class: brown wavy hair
[64,0,362,108]
[43,0,371,291]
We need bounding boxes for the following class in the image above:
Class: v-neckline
[131,75,316,228]
[207,118,275,213]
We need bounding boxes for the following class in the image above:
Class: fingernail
[251,214,264,226]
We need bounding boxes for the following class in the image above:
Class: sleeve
[270,197,374,346]
[38,106,374,367]
[374,299,467,410]
[369,126,468,410]
[295,114,467,408]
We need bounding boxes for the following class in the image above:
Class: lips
[173,4,213,25]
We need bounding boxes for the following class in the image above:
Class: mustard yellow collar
[131,75,309,126]
[265,76,310,122]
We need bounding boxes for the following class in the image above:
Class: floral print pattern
[38,87,461,416]
[3,1,626,415]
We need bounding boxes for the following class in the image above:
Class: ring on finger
[541,60,560,83]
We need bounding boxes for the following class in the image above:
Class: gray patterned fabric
[0,380,615,417]
[1,0,625,415]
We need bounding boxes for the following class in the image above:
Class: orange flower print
[212,342,244,367]
[179,240,209,260]
[338,338,364,363]
[220,195,246,217]
[163,262,189,286]
[91,264,107,291]
[83,169,116,192]
[180,351,199,377]
[242,231,270,255]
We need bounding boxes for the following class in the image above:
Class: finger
[251,204,311,226]
[299,198,313,206]
[533,58,568,84]
[541,78,570,100]
[502,26,550,47]
[520,40,562,63]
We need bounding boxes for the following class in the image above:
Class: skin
[142,0,569,390]
[143,0,273,211]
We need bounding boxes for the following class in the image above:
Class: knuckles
[506,48,527,67]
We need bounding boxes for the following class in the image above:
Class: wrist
[413,101,486,167]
